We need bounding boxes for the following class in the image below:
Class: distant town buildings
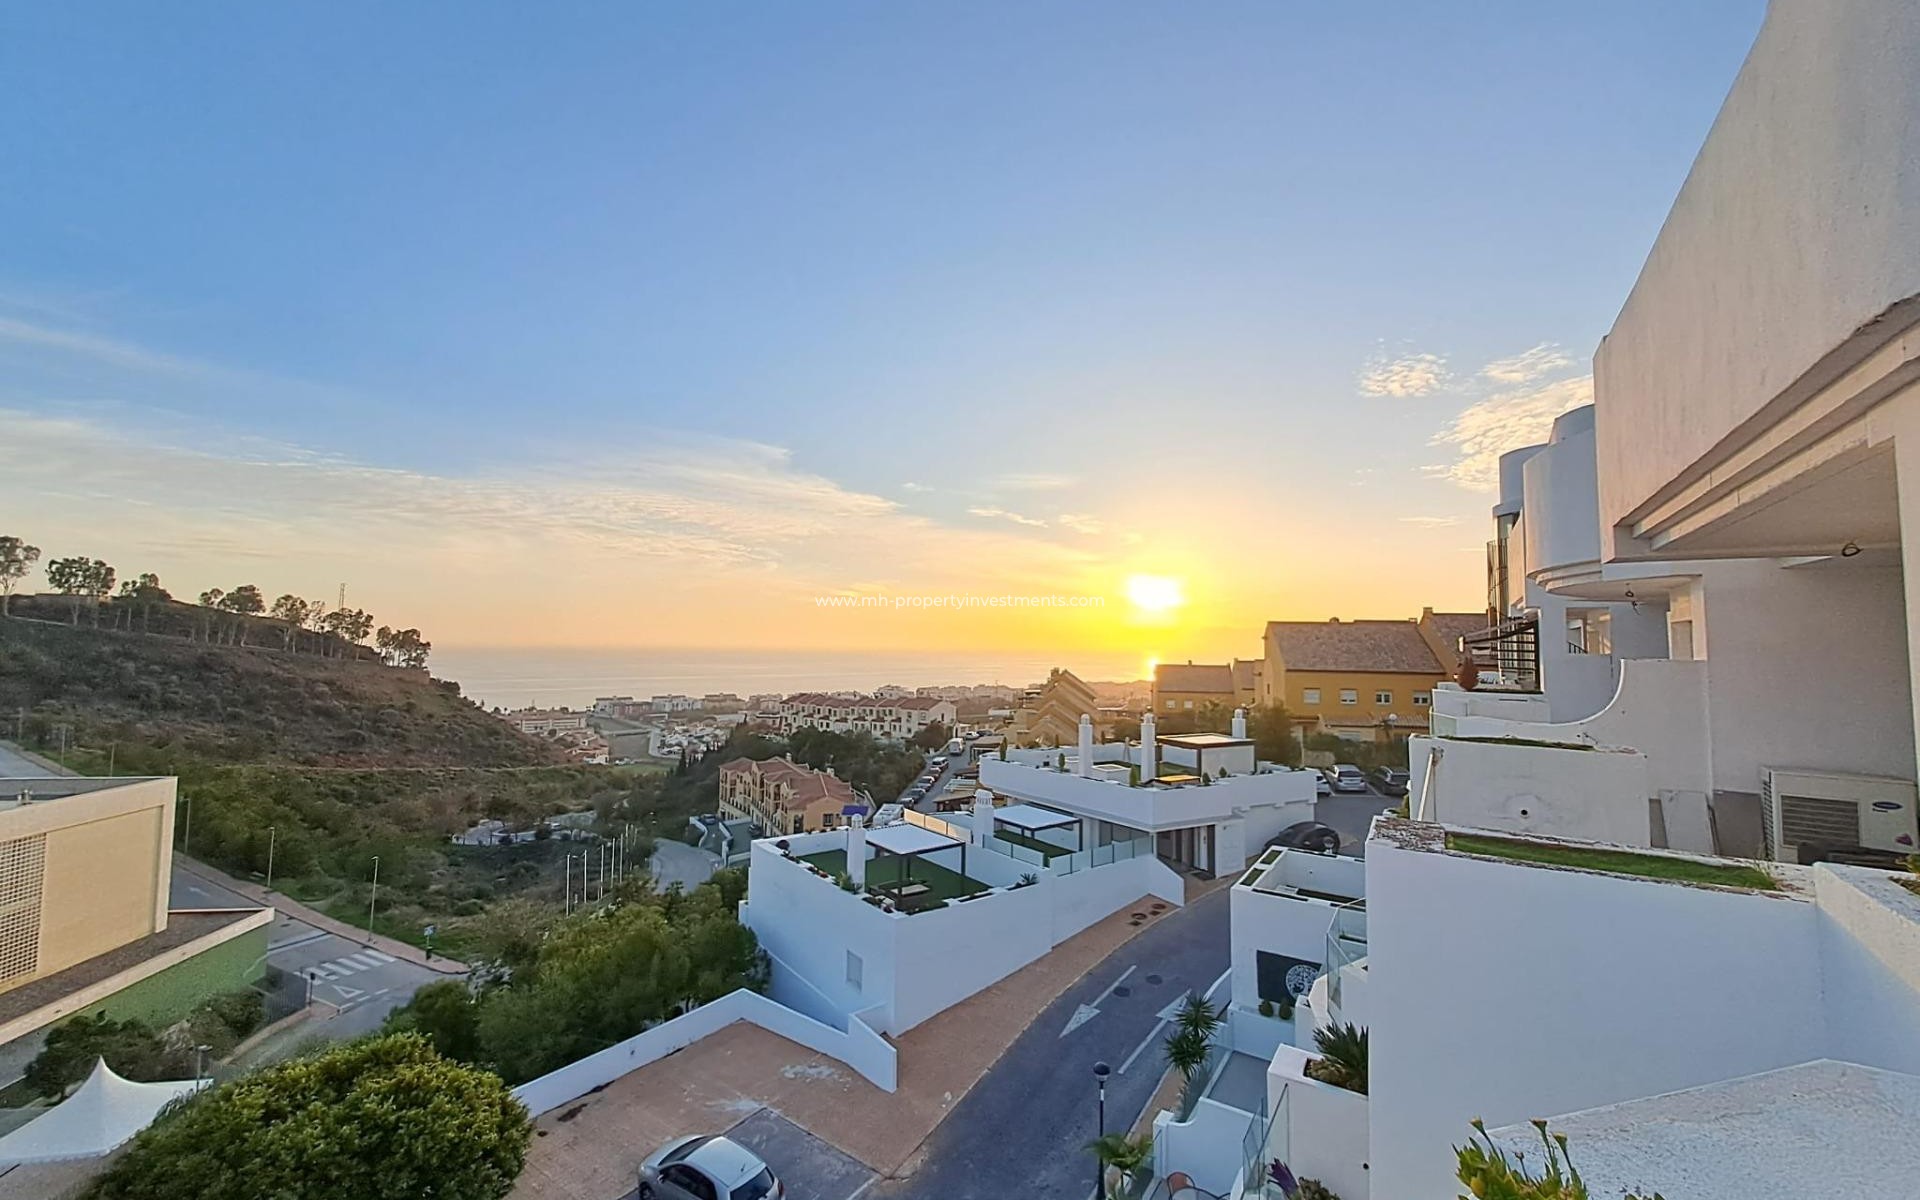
[503,708,591,736]
[1007,668,1099,747]
[1257,608,1482,742]
[716,756,863,836]
[1151,659,1262,716]
[770,693,957,740]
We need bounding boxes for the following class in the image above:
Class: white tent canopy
[993,803,1078,832]
[0,1059,202,1164]
[865,823,962,857]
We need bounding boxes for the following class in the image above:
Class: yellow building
[0,775,270,1049]
[1152,660,1264,720]
[1259,609,1486,741]
[717,756,861,836]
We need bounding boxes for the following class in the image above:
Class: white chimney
[848,813,867,889]
[1077,713,1094,777]
[972,788,995,847]
[1139,711,1157,781]
[1231,707,1247,739]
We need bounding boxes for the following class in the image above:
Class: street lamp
[194,1043,212,1083]
[366,855,380,940]
[1093,1060,1112,1200]
[265,826,276,893]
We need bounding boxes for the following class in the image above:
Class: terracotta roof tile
[1267,619,1445,674]
[1154,663,1235,693]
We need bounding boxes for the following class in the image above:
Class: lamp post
[1093,1060,1112,1200]
[181,794,193,854]
[366,855,380,940]
[265,826,276,892]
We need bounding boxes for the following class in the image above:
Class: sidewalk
[172,856,470,975]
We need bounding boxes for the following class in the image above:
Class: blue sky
[0,2,1766,659]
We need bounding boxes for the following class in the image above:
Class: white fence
[511,989,897,1117]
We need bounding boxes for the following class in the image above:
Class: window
[1183,700,1193,709]
[662,1166,717,1200]
[1338,689,1358,705]
[1375,690,1393,705]
[1301,688,1321,706]
[1165,699,1176,709]
[1412,692,1431,706]
[846,950,864,991]
[733,1168,779,1200]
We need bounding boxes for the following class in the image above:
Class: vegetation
[1446,833,1779,891]
[1303,1022,1368,1095]
[0,535,39,616]
[1295,1181,1340,1200]
[787,725,929,800]
[383,869,765,1084]
[910,719,952,751]
[86,1033,531,1200]
[1085,1131,1154,1196]
[25,992,266,1099]
[1454,1118,1665,1199]
[1164,992,1223,1114]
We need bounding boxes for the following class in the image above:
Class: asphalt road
[878,885,1232,1200]
[0,742,52,776]
[650,837,721,892]
[1313,789,1398,859]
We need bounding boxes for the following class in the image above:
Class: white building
[502,708,589,736]
[772,693,958,740]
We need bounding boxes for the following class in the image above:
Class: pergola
[993,803,1082,852]
[865,821,968,894]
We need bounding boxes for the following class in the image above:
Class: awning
[866,823,963,856]
[0,1059,203,1164]
[994,803,1077,832]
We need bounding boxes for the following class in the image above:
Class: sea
[430,646,1150,711]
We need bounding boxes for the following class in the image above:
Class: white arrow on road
[1058,965,1137,1037]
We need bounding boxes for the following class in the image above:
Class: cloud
[1399,516,1460,528]
[1056,513,1105,535]
[1428,374,1594,490]
[967,506,1048,528]
[1358,352,1448,398]
[900,482,934,493]
[0,315,206,377]
[1478,343,1574,386]
[991,473,1076,492]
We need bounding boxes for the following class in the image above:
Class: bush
[24,1014,180,1099]
[86,1034,530,1200]
[199,991,265,1040]
[1303,1022,1367,1095]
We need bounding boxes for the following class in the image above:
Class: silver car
[639,1135,782,1200]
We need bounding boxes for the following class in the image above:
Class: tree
[24,1013,180,1099]
[910,720,951,752]
[216,584,265,645]
[319,607,374,657]
[196,588,224,643]
[1085,1131,1154,1196]
[384,980,482,1061]
[1246,703,1298,766]
[376,625,431,669]
[269,594,310,650]
[0,535,40,617]
[46,556,114,625]
[86,1033,531,1200]
[115,573,171,633]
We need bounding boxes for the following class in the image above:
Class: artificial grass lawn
[800,848,992,908]
[992,828,1074,861]
[1446,833,1779,890]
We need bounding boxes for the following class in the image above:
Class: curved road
[880,884,1232,1200]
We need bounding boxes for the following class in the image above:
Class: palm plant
[1164,1025,1212,1084]
[1085,1131,1153,1195]
[1304,1022,1368,1095]
[1174,991,1222,1039]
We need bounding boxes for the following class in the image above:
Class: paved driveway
[650,838,721,892]
[617,1110,875,1200]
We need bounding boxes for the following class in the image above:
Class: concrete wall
[511,989,898,1115]
[1229,889,1345,1013]
[1812,864,1920,1075]
[1050,852,1184,944]
[1365,836,1825,1197]
[1270,1045,1371,1200]
[1408,735,1652,846]
[1152,1099,1254,1198]
[1595,0,1920,536]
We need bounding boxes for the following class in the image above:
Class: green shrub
[1304,1022,1367,1095]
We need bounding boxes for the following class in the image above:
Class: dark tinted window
[662,1138,710,1166]
[732,1167,778,1200]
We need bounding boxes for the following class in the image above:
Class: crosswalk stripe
[362,948,398,963]
[325,959,361,975]
[346,953,384,970]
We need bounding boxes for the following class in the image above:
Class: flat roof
[994,803,1077,832]
[0,909,264,1030]
[866,824,963,857]
[1157,733,1252,748]
[1489,1060,1920,1199]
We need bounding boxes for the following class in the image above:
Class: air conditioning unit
[1760,767,1918,863]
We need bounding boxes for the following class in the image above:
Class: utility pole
[106,742,115,777]
[564,854,572,916]
[366,856,380,940]
[182,795,193,854]
[265,826,276,892]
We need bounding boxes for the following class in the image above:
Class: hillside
[0,618,562,769]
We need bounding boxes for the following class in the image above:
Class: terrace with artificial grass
[1445,832,1780,891]
[992,828,1074,861]
[799,848,992,911]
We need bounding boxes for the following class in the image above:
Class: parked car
[1266,820,1342,855]
[1327,764,1368,793]
[639,1135,782,1200]
[1314,773,1332,798]
[929,755,948,768]
[1370,766,1410,797]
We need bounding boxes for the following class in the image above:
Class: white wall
[1407,735,1651,846]
[744,844,902,1029]
[1365,836,1826,1198]
[1229,888,1343,1013]
[1269,1045,1371,1200]
[1813,864,1920,1075]
[1152,1099,1254,1198]
[512,989,898,1116]
[887,881,1053,1033]
[1594,0,1920,535]
[1051,851,1184,944]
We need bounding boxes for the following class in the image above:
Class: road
[877,885,1233,1200]
[0,742,53,776]
[649,837,720,892]
[1313,788,1398,858]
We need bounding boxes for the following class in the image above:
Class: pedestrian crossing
[306,947,399,980]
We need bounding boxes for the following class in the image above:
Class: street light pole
[366,856,380,940]
[182,795,192,854]
[1093,1060,1112,1200]
[265,826,276,892]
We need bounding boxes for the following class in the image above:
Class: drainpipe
[1414,744,1445,823]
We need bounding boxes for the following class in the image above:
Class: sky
[0,1,1768,671]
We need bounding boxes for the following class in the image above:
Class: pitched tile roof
[1154,662,1236,694]
[1424,611,1490,650]
[718,756,857,810]
[1267,619,1446,674]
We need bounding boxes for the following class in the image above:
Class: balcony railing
[1324,902,1368,1016]
[1240,1084,1291,1200]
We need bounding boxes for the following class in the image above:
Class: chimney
[1231,707,1247,740]
[848,814,867,889]
[1140,711,1157,780]
[1077,713,1094,777]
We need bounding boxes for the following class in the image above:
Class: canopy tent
[992,803,1083,853]
[0,1059,202,1165]
[863,822,968,899]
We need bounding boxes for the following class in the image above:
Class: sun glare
[1126,574,1185,615]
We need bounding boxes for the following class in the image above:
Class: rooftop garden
[799,848,992,912]
[993,827,1074,861]
[1446,832,1779,891]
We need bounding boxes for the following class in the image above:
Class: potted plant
[1303,1022,1368,1095]
[1084,1132,1153,1197]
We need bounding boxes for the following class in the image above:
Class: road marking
[1093,964,1136,1005]
[1202,968,1231,1003]
[1118,1020,1165,1075]
[345,953,385,970]
[1058,965,1138,1037]
[325,959,361,975]
[329,983,364,1001]
[269,931,331,953]
[361,948,398,964]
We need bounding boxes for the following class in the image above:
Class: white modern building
[979,711,1318,876]
[771,693,959,740]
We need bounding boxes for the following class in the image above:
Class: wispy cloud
[0,315,205,377]
[1399,516,1460,528]
[991,473,1077,492]
[1428,374,1594,490]
[1056,513,1105,535]
[900,481,934,493]
[967,506,1048,528]
[1478,343,1573,386]
[1358,351,1448,398]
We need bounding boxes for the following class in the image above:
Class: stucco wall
[1812,864,1920,1074]
[1269,1045,1371,1200]
[1595,0,1920,536]
[1366,838,1825,1198]
[1229,888,1342,1013]
[1408,735,1652,846]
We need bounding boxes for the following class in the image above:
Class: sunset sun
[1126,574,1186,615]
